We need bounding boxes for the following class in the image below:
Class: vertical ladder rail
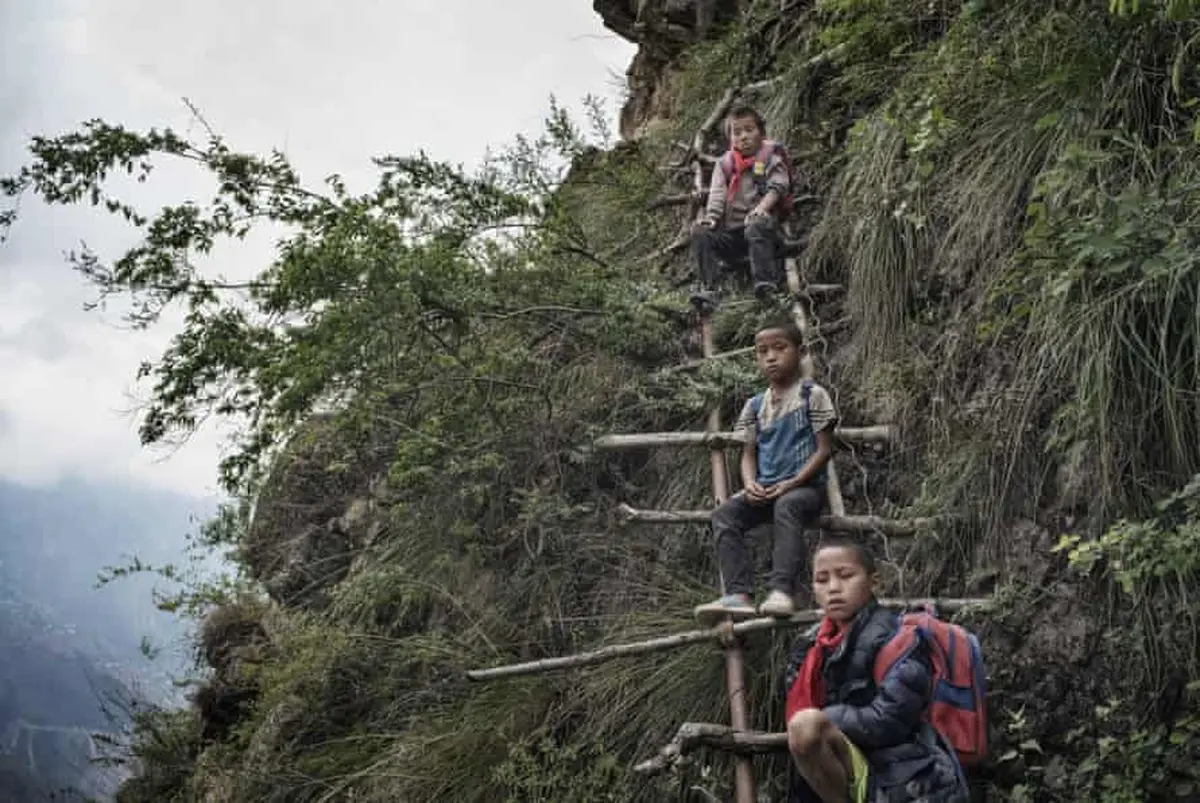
[701,315,757,803]
[693,113,754,801]
[785,256,846,517]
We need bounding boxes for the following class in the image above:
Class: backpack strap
[725,143,778,195]
[751,383,811,431]
[721,151,736,189]
[748,392,765,436]
[724,142,795,217]
[752,140,776,197]
[872,618,923,686]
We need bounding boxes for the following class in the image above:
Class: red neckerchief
[726,146,757,200]
[785,615,848,722]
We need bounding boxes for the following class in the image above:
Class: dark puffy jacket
[782,600,969,803]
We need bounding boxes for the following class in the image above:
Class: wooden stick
[634,723,788,775]
[699,316,757,803]
[792,283,846,298]
[666,319,852,373]
[594,425,896,450]
[694,87,739,155]
[683,344,754,365]
[465,598,991,681]
[614,503,941,536]
[784,252,847,517]
[647,192,705,211]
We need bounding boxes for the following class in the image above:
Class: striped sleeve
[734,397,757,440]
[807,384,837,433]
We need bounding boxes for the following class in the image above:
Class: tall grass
[805,0,1200,531]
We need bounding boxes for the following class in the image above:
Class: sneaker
[753,281,780,301]
[694,593,756,627]
[759,589,796,618]
[689,288,719,312]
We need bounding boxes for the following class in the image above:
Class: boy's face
[754,328,801,382]
[729,114,764,156]
[812,546,877,624]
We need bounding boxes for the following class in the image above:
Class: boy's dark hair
[726,104,766,135]
[814,534,878,575]
[757,318,805,347]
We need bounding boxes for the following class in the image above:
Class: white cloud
[0,0,636,496]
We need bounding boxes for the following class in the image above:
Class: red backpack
[719,139,798,220]
[873,606,989,768]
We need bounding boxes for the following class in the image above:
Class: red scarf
[785,616,848,722]
[726,146,757,200]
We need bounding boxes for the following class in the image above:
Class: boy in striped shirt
[695,319,837,625]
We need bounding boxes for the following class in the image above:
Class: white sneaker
[759,589,796,618]
[694,593,757,627]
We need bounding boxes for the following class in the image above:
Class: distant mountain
[0,592,133,801]
[0,477,217,801]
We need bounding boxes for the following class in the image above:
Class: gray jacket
[704,148,791,228]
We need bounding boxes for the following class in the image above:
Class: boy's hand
[763,478,795,499]
[744,481,771,504]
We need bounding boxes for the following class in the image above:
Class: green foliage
[812,0,949,100]
[1004,139,1200,512]
[114,708,203,803]
[803,0,1200,531]
[0,89,798,800]
[1056,474,1200,601]
[1036,478,1200,799]
[1110,0,1200,20]
[8,0,1200,799]
[1066,697,1200,803]
[492,732,625,802]
[96,500,256,620]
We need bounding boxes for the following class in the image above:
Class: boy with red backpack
[782,535,980,803]
[690,104,799,311]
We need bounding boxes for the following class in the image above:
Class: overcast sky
[0,0,635,499]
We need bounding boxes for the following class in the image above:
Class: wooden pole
[785,254,846,517]
[701,315,757,803]
[614,503,941,534]
[634,723,789,775]
[464,598,990,681]
[593,425,896,450]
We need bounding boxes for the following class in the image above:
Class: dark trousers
[713,485,824,596]
[691,216,784,291]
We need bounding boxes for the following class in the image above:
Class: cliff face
[109,1,1200,802]
[594,0,742,139]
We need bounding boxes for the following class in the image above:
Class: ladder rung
[671,345,754,372]
[798,282,844,297]
[464,597,992,682]
[634,723,787,775]
[594,425,896,451]
[668,325,850,372]
[615,504,939,536]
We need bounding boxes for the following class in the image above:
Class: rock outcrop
[595,0,742,139]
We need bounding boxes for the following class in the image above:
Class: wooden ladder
[467,251,990,799]
[466,92,992,798]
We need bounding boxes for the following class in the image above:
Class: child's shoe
[689,287,719,313]
[758,589,796,618]
[694,593,756,627]
[753,280,781,301]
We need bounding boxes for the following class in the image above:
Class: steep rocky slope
[4,1,1200,801]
